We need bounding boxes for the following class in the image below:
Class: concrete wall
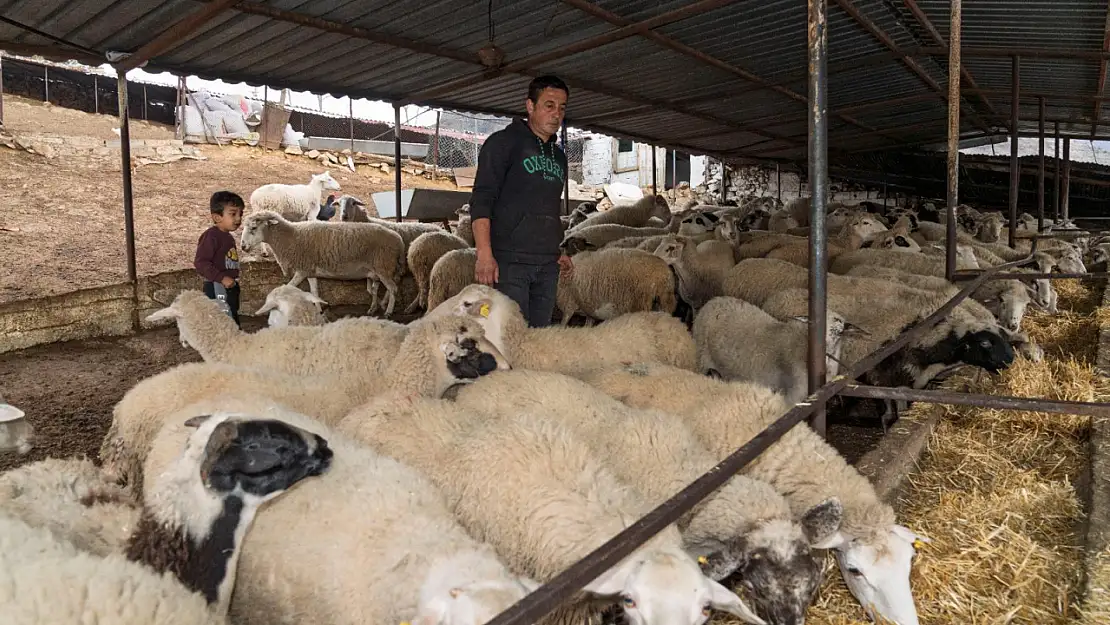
[0,260,419,355]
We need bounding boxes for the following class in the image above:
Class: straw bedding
[718,279,1108,625]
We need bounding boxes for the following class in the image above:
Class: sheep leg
[307,277,320,298]
[403,278,425,315]
[378,274,398,318]
[287,270,309,290]
[365,277,381,315]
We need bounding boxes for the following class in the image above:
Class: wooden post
[43,66,48,103]
[0,52,5,126]
[118,73,139,331]
[349,97,355,154]
[93,74,99,114]
[432,110,441,176]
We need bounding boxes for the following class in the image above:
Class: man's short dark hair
[209,190,245,215]
[528,75,569,103]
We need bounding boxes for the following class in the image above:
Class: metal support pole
[776,164,782,202]
[1062,137,1072,221]
[1037,96,1045,233]
[93,74,98,115]
[394,103,403,223]
[1008,55,1020,249]
[652,146,657,196]
[432,110,441,176]
[807,0,829,438]
[349,97,355,154]
[562,122,570,216]
[117,73,139,331]
[43,66,48,103]
[720,161,727,204]
[1054,122,1061,221]
[945,0,962,282]
[0,52,5,126]
[142,84,148,120]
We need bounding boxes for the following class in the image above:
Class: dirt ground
[0,93,456,303]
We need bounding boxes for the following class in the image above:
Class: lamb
[720,257,815,306]
[1,408,331,625]
[830,247,978,277]
[428,283,697,375]
[425,247,478,311]
[0,397,31,455]
[452,204,476,245]
[338,394,767,625]
[568,194,671,231]
[652,235,735,311]
[970,279,1035,331]
[405,229,471,313]
[249,171,341,221]
[238,210,406,316]
[102,312,509,489]
[335,194,378,221]
[556,246,677,323]
[146,289,409,380]
[0,456,138,557]
[692,296,862,404]
[577,362,929,625]
[139,398,536,625]
[561,222,676,254]
[450,369,841,624]
[254,285,328,327]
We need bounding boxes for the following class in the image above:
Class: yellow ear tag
[479,303,490,318]
[913,539,926,551]
[697,555,709,565]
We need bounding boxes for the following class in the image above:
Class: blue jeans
[495,260,560,328]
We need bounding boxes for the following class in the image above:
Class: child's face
[213,205,242,232]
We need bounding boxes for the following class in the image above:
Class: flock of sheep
[0,177,1099,625]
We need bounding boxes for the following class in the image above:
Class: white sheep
[568,194,671,231]
[557,246,677,323]
[141,397,537,625]
[450,369,842,624]
[692,296,861,404]
[254,284,328,327]
[578,362,930,625]
[0,456,138,557]
[651,235,735,312]
[1,408,331,625]
[338,394,767,625]
[561,222,677,254]
[146,289,409,379]
[430,283,697,375]
[103,312,510,489]
[425,247,477,311]
[405,229,470,314]
[239,210,406,316]
[249,171,341,221]
[830,247,977,277]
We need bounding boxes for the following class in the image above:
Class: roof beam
[900,0,1000,122]
[910,45,1110,61]
[116,0,242,72]
[215,0,804,146]
[0,41,103,65]
[1090,2,1110,137]
[395,0,743,106]
[833,0,995,136]
[557,0,899,141]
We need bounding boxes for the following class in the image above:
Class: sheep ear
[146,305,181,322]
[800,497,843,546]
[184,414,213,428]
[255,299,278,315]
[707,579,767,625]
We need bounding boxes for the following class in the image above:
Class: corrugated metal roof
[2,0,1109,168]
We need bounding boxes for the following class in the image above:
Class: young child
[194,190,244,327]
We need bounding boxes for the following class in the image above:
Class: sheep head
[239,210,284,253]
[652,236,686,266]
[560,235,597,257]
[312,170,342,193]
[396,314,510,397]
[974,212,1005,243]
[412,574,541,625]
[818,524,929,625]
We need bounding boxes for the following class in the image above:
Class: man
[468,75,575,327]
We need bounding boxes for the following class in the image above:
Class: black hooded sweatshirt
[468,117,567,265]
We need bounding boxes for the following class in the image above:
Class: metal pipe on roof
[1008,55,1020,249]
[116,0,242,72]
[394,103,402,223]
[117,73,138,331]
[1038,96,1045,233]
[945,0,961,282]
[807,0,829,439]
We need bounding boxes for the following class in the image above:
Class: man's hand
[476,249,499,285]
[220,276,236,288]
[558,254,574,277]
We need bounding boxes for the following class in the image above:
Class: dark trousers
[495,260,560,328]
[203,281,241,328]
